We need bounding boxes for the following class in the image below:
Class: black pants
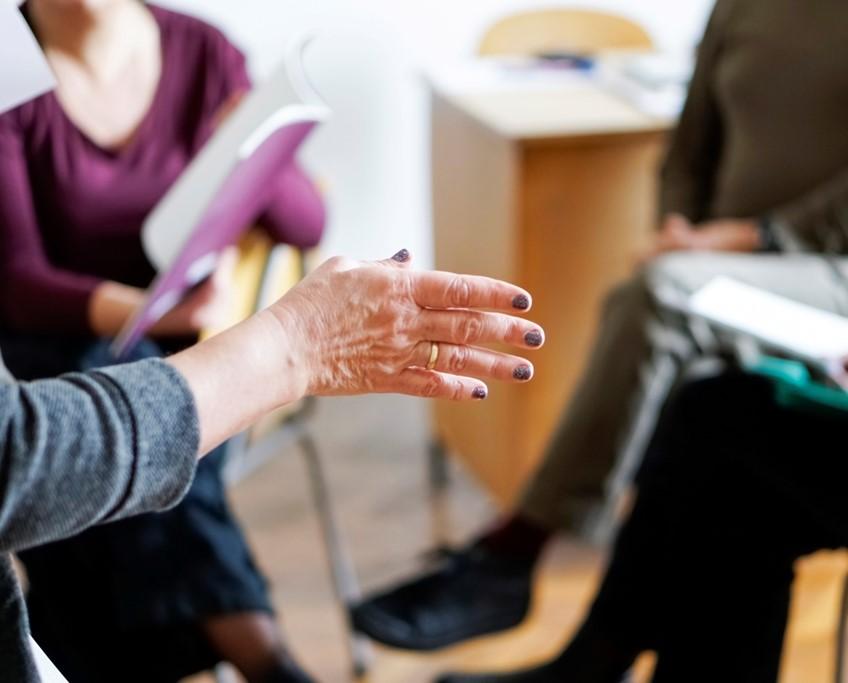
[579,372,848,682]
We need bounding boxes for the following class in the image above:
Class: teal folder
[746,356,848,415]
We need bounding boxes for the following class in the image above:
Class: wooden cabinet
[429,74,671,505]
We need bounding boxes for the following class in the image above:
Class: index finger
[409,271,533,313]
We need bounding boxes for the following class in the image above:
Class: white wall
[158,0,716,265]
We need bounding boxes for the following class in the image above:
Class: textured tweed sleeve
[0,358,198,553]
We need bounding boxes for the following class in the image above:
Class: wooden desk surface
[426,59,674,141]
[442,85,669,141]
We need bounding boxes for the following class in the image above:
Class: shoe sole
[351,605,529,651]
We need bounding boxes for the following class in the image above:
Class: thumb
[212,247,238,287]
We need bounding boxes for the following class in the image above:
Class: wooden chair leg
[835,572,848,683]
[298,430,372,679]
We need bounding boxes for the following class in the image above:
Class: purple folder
[113,40,328,359]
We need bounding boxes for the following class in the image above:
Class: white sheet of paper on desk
[425,58,590,96]
[599,52,692,119]
[688,277,848,372]
[0,1,55,114]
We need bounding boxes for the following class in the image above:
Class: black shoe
[437,665,634,683]
[351,544,533,651]
[259,656,317,683]
[436,662,560,683]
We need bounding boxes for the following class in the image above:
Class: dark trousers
[579,372,848,682]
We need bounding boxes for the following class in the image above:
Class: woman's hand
[150,248,237,337]
[265,250,544,402]
[640,213,762,263]
[88,249,237,338]
[170,249,544,453]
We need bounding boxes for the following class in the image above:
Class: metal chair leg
[428,438,450,492]
[427,439,453,546]
[588,351,680,545]
[298,431,372,679]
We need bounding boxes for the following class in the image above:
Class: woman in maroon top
[0,1,324,681]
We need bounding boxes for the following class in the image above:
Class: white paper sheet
[29,636,68,683]
[0,0,55,114]
[689,277,848,373]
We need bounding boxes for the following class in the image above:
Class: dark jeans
[578,372,848,682]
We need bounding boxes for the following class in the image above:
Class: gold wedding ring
[426,341,440,371]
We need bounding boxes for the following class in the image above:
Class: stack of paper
[600,52,693,119]
[688,277,848,379]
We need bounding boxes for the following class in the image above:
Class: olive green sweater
[660,0,848,253]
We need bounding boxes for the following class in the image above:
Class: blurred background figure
[446,369,848,683]
[0,0,324,681]
[352,0,848,680]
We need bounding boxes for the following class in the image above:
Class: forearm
[0,263,101,334]
[769,169,848,253]
[167,308,304,454]
[0,359,198,552]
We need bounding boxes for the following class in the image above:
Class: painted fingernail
[391,248,410,263]
[512,294,530,310]
[524,330,543,347]
[472,386,488,400]
[513,365,532,381]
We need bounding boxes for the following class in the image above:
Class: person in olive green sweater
[353,0,848,657]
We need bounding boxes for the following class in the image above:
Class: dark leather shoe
[351,545,533,650]
[437,665,634,683]
[436,661,562,683]
[259,654,317,683]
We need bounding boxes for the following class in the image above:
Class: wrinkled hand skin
[264,252,545,402]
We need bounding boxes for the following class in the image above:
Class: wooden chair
[205,231,370,680]
[478,8,653,57]
[836,574,848,682]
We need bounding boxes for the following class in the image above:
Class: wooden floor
[186,394,848,683]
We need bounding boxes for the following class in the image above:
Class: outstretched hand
[267,249,544,402]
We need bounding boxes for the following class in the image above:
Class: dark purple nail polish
[472,386,488,400]
[513,365,532,381]
[512,294,530,310]
[525,330,543,347]
[391,248,410,263]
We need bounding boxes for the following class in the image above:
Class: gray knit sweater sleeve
[0,358,199,553]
